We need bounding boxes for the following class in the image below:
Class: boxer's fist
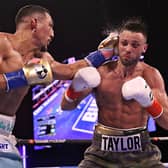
[23,58,53,85]
[122,76,153,107]
[72,67,101,92]
[85,32,119,68]
[122,76,163,119]
[4,58,53,91]
[65,67,101,102]
[98,32,119,56]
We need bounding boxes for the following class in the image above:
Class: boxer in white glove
[122,76,163,119]
[65,67,101,102]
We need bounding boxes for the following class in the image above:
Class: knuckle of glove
[98,36,118,50]
[122,82,134,100]
[72,67,101,92]
[122,76,153,107]
[98,31,119,50]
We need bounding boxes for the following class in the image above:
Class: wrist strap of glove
[65,86,82,102]
[4,69,28,92]
[85,50,111,68]
[146,98,163,119]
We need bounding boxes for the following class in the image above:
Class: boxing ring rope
[17,139,93,145]
[17,139,92,168]
[17,137,168,168]
[150,137,168,141]
[16,137,168,145]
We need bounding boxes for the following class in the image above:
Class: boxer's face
[34,13,54,50]
[118,30,147,66]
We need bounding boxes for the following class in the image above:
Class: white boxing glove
[122,76,153,107]
[65,67,101,102]
[72,67,101,92]
[122,76,163,119]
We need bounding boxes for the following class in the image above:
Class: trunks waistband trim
[95,123,147,136]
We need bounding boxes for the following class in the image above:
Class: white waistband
[0,134,18,153]
[0,114,16,136]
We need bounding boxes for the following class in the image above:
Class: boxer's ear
[143,43,148,53]
[31,18,37,31]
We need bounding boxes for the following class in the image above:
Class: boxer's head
[15,5,54,50]
[118,17,148,66]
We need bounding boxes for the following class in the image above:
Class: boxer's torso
[95,61,150,129]
[0,33,39,116]
[0,87,29,116]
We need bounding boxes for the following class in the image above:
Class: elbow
[60,106,76,111]
[60,102,77,111]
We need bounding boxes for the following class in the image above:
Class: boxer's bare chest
[96,64,146,127]
[97,62,143,100]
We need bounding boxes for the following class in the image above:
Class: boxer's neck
[7,32,40,60]
[117,61,137,78]
[12,31,38,54]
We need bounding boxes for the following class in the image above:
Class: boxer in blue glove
[0,4,119,168]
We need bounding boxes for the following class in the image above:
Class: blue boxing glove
[4,59,53,91]
[85,32,119,68]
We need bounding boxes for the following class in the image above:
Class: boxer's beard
[120,57,139,66]
[41,46,47,52]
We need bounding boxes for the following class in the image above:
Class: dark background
[1,0,168,166]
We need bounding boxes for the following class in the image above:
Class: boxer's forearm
[51,50,114,80]
[50,59,89,80]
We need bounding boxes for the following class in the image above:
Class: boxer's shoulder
[0,32,10,37]
[0,32,13,41]
[98,60,118,73]
[142,63,161,78]
[0,33,14,53]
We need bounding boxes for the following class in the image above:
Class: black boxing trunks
[78,123,165,168]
